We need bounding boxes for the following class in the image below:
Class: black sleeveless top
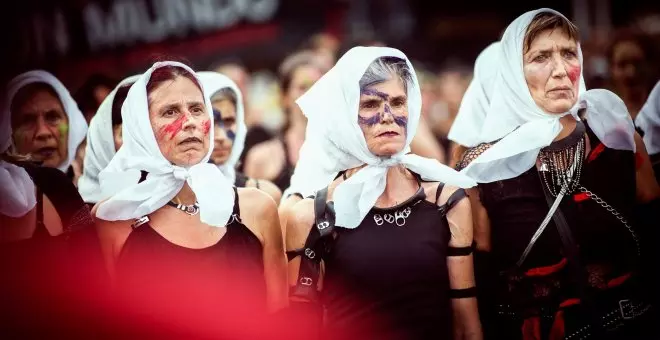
[115,187,266,315]
[21,162,95,238]
[464,121,648,338]
[0,163,102,338]
[320,183,462,340]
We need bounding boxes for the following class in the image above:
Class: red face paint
[567,65,581,84]
[160,115,187,140]
[202,120,211,135]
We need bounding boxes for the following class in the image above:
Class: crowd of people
[1,7,659,340]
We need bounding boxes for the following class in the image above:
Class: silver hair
[359,57,413,93]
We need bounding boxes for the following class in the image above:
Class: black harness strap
[32,184,49,238]
[449,287,478,299]
[287,187,335,302]
[438,188,468,217]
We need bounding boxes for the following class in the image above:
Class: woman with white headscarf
[79,75,140,206]
[457,9,655,339]
[285,47,481,339]
[197,71,282,202]
[1,73,102,337]
[1,73,95,242]
[93,62,287,334]
[6,70,88,177]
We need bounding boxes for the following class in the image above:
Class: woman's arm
[441,186,483,340]
[248,178,282,204]
[246,190,289,312]
[92,203,132,281]
[284,199,316,299]
[633,132,660,203]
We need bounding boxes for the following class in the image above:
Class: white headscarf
[5,70,88,173]
[0,106,36,217]
[96,62,234,227]
[295,46,476,229]
[197,71,247,183]
[448,42,501,147]
[460,8,635,183]
[78,75,141,204]
[636,81,660,155]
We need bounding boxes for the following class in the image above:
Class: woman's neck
[173,183,197,205]
[553,114,578,141]
[345,164,418,207]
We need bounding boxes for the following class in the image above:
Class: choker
[166,200,200,216]
[538,120,586,196]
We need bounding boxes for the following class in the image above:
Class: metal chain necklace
[373,207,412,227]
[538,136,586,196]
[166,200,200,216]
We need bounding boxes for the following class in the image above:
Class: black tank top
[115,187,266,315]
[21,162,95,238]
[321,183,454,340]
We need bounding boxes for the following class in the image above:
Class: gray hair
[359,57,413,93]
[211,87,238,107]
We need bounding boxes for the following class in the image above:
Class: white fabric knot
[173,167,191,181]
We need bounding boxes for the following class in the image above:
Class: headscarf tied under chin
[96,61,234,227]
[295,46,476,229]
[197,71,247,184]
[78,75,141,204]
[636,81,660,155]
[460,8,635,183]
[5,70,88,173]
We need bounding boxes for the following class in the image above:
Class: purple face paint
[393,115,408,128]
[358,114,382,127]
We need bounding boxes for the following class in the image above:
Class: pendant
[182,205,200,216]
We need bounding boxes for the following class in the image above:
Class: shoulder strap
[438,187,468,217]
[226,186,242,225]
[288,187,335,302]
[32,184,48,238]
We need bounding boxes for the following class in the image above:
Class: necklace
[538,121,586,196]
[374,207,412,227]
[166,200,200,216]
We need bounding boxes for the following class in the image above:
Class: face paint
[567,65,581,85]
[57,122,69,136]
[202,120,211,135]
[358,114,383,127]
[393,115,408,128]
[360,89,389,101]
[161,115,187,139]
[226,129,236,142]
[213,108,222,122]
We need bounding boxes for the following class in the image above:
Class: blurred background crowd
[2,0,660,177]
